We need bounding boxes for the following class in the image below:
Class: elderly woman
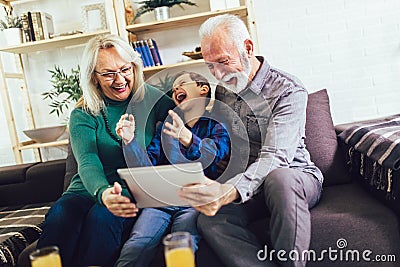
[36,34,174,267]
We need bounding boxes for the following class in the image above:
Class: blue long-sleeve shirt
[123,111,230,180]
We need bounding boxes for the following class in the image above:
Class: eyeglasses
[95,64,133,81]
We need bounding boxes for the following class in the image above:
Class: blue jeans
[37,192,135,267]
[115,206,200,267]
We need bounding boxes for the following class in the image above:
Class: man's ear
[244,39,254,57]
[200,85,210,96]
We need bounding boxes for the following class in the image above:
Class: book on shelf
[26,12,35,42]
[131,41,145,66]
[40,12,55,39]
[21,11,54,42]
[131,39,163,68]
[147,39,161,66]
[135,41,149,67]
[30,12,44,41]
[150,39,163,66]
[21,13,32,42]
[140,40,155,67]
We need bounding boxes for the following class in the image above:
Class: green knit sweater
[66,85,175,204]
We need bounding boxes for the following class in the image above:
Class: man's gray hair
[78,34,145,115]
[199,14,250,53]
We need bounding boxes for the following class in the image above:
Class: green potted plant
[134,0,197,21]
[0,6,23,46]
[22,66,81,143]
[42,65,82,118]
[151,72,175,97]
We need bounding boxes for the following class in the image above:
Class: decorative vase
[3,28,23,46]
[154,6,170,21]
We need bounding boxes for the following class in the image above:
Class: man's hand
[102,182,138,218]
[178,177,239,216]
[115,114,135,145]
[163,110,193,147]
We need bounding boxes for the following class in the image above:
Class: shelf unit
[126,6,248,34]
[143,59,204,76]
[0,0,121,164]
[0,30,110,54]
[125,4,258,77]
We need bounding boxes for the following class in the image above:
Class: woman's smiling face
[94,47,134,101]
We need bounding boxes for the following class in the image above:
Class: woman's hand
[102,182,139,218]
[116,114,135,145]
[163,110,193,147]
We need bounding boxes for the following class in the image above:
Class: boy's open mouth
[175,91,187,104]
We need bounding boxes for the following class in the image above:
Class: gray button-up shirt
[212,57,323,203]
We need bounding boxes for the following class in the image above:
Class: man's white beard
[220,53,252,93]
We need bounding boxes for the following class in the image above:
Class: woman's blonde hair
[76,34,145,115]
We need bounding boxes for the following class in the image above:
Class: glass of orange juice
[163,232,195,267]
[29,246,62,267]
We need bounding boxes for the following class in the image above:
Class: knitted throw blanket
[0,203,52,267]
[338,114,400,170]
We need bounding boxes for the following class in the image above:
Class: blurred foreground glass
[163,232,195,267]
[29,246,62,267]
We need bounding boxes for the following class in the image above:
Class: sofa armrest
[0,159,66,207]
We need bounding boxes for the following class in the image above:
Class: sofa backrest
[305,89,352,186]
[64,142,77,191]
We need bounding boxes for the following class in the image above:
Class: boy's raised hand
[163,110,193,147]
[115,114,135,144]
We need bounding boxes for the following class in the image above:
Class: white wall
[0,0,399,166]
[252,0,400,124]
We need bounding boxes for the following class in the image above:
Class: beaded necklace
[100,109,122,146]
[100,100,136,146]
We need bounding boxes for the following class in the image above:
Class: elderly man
[179,14,323,267]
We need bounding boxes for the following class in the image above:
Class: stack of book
[131,39,163,68]
[21,11,55,42]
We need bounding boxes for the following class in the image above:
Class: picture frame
[81,3,107,32]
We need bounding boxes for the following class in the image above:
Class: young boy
[115,71,230,267]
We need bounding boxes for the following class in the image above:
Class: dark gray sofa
[1,89,399,267]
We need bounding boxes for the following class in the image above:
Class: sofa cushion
[0,163,37,186]
[305,89,351,186]
[309,182,400,267]
[25,159,66,204]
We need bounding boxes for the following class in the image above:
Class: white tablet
[117,162,205,208]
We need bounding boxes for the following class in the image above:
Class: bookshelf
[19,139,69,150]
[0,1,121,164]
[143,59,204,76]
[126,6,248,34]
[0,30,110,54]
[125,4,257,77]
